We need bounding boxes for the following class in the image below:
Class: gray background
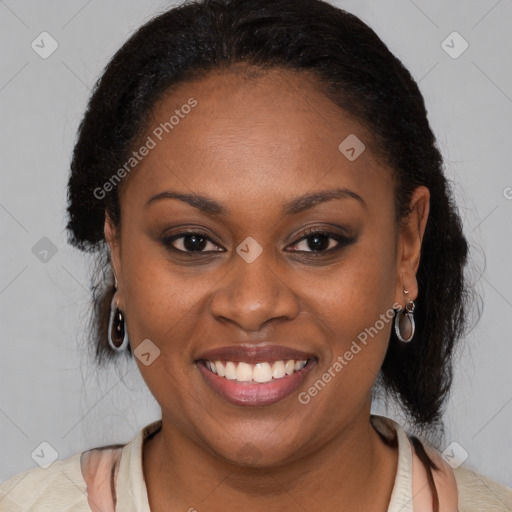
[1,0,511,488]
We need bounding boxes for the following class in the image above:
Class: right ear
[104,211,122,288]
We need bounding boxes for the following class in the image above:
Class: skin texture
[105,67,430,511]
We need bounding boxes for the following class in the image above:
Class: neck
[143,410,397,512]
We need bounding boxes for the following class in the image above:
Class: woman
[1,0,510,510]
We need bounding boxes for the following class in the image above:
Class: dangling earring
[394,288,415,343]
[107,293,129,352]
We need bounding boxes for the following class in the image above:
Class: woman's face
[106,67,429,466]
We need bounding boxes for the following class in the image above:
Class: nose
[209,246,301,332]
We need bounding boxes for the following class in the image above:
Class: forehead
[120,67,393,216]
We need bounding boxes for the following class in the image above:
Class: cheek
[120,236,187,344]
[306,232,397,385]
[120,234,227,371]
[313,233,396,331]
[119,240,206,413]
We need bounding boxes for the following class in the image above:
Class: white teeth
[236,362,253,382]
[225,361,237,380]
[253,362,273,383]
[214,360,225,377]
[272,360,286,379]
[205,359,308,383]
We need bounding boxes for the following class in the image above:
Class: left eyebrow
[283,187,367,215]
[145,187,366,216]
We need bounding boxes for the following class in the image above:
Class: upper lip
[196,343,316,364]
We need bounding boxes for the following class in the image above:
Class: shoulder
[374,414,512,512]
[452,464,512,512]
[412,438,512,512]
[0,452,89,512]
[0,420,160,512]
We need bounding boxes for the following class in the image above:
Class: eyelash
[161,228,356,256]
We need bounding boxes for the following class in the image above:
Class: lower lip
[197,360,316,407]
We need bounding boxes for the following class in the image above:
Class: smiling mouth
[200,359,310,383]
[196,357,316,406]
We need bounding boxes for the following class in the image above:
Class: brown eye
[162,232,223,253]
[287,230,356,254]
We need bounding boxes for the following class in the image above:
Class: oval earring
[394,289,415,343]
[107,294,129,352]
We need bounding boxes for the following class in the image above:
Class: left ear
[394,186,430,305]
